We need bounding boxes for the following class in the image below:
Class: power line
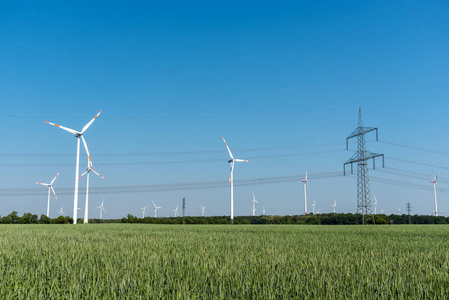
[0,149,346,167]
[365,108,449,129]
[0,107,350,120]
[0,142,344,158]
[0,171,343,197]
[379,141,449,157]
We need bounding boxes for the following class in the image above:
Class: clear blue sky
[1,1,448,218]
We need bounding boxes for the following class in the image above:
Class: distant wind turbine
[262,206,266,215]
[301,170,308,214]
[311,200,316,215]
[251,191,258,216]
[79,137,106,224]
[44,110,102,224]
[58,205,65,216]
[153,201,161,218]
[222,137,249,223]
[35,172,60,217]
[332,198,336,213]
[373,194,378,215]
[140,205,147,218]
[201,205,206,217]
[431,176,439,216]
[173,205,179,217]
[380,208,384,214]
[97,199,106,219]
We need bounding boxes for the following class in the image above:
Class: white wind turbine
[431,176,439,217]
[44,110,102,224]
[201,205,206,217]
[301,170,308,214]
[79,137,106,224]
[35,172,60,217]
[251,191,258,216]
[173,205,179,217]
[398,208,401,214]
[140,205,148,218]
[373,194,378,215]
[262,206,266,215]
[97,199,106,219]
[153,201,161,218]
[332,198,336,213]
[58,205,65,216]
[380,208,384,214]
[311,200,316,215]
[222,136,249,223]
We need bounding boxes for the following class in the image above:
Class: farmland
[1,225,448,299]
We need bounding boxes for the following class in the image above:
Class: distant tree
[39,214,51,224]
[19,213,38,224]
[3,211,20,224]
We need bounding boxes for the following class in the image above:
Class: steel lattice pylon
[344,108,384,224]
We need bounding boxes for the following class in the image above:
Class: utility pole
[344,108,384,224]
[182,196,186,225]
[406,202,412,224]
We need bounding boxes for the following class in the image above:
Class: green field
[1,224,448,299]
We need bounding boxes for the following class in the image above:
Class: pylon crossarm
[347,127,378,140]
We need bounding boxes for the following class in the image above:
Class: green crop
[0,224,448,299]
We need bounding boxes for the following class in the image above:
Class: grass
[1,224,448,299]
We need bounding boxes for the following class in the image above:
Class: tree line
[1,211,449,225]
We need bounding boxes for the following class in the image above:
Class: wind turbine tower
[332,198,336,213]
[301,170,308,214]
[201,205,206,217]
[344,108,384,224]
[311,200,316,215]
[97,199,106,219]
[431,176,438,216]
[222,137,249,223]
[140,205,147,218]
[173,205,179,217]
[44,110,102,224]
[79,138,106,224]
[58,205,65,216]
[153,201,161,218]
[35,172,59,217]
[251,191,258,216]
[373,194,378,215]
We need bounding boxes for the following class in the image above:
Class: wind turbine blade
[234,159,249,162]
[222,136,234,159]
[152,201,156,208]
[44,121,80,135]
[102,207,106,213]
[229,162,234,184]
[81,136,93,168]
[50,172,60,185]
[79,170,89,178]
[35,182,49,186]
[50,186,58,201]
[81,110,102,134]
[91,169,106,180]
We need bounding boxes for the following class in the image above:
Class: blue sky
[0,1,448,219]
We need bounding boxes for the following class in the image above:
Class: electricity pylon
[344,108,384,224]
[406,202,412,224]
